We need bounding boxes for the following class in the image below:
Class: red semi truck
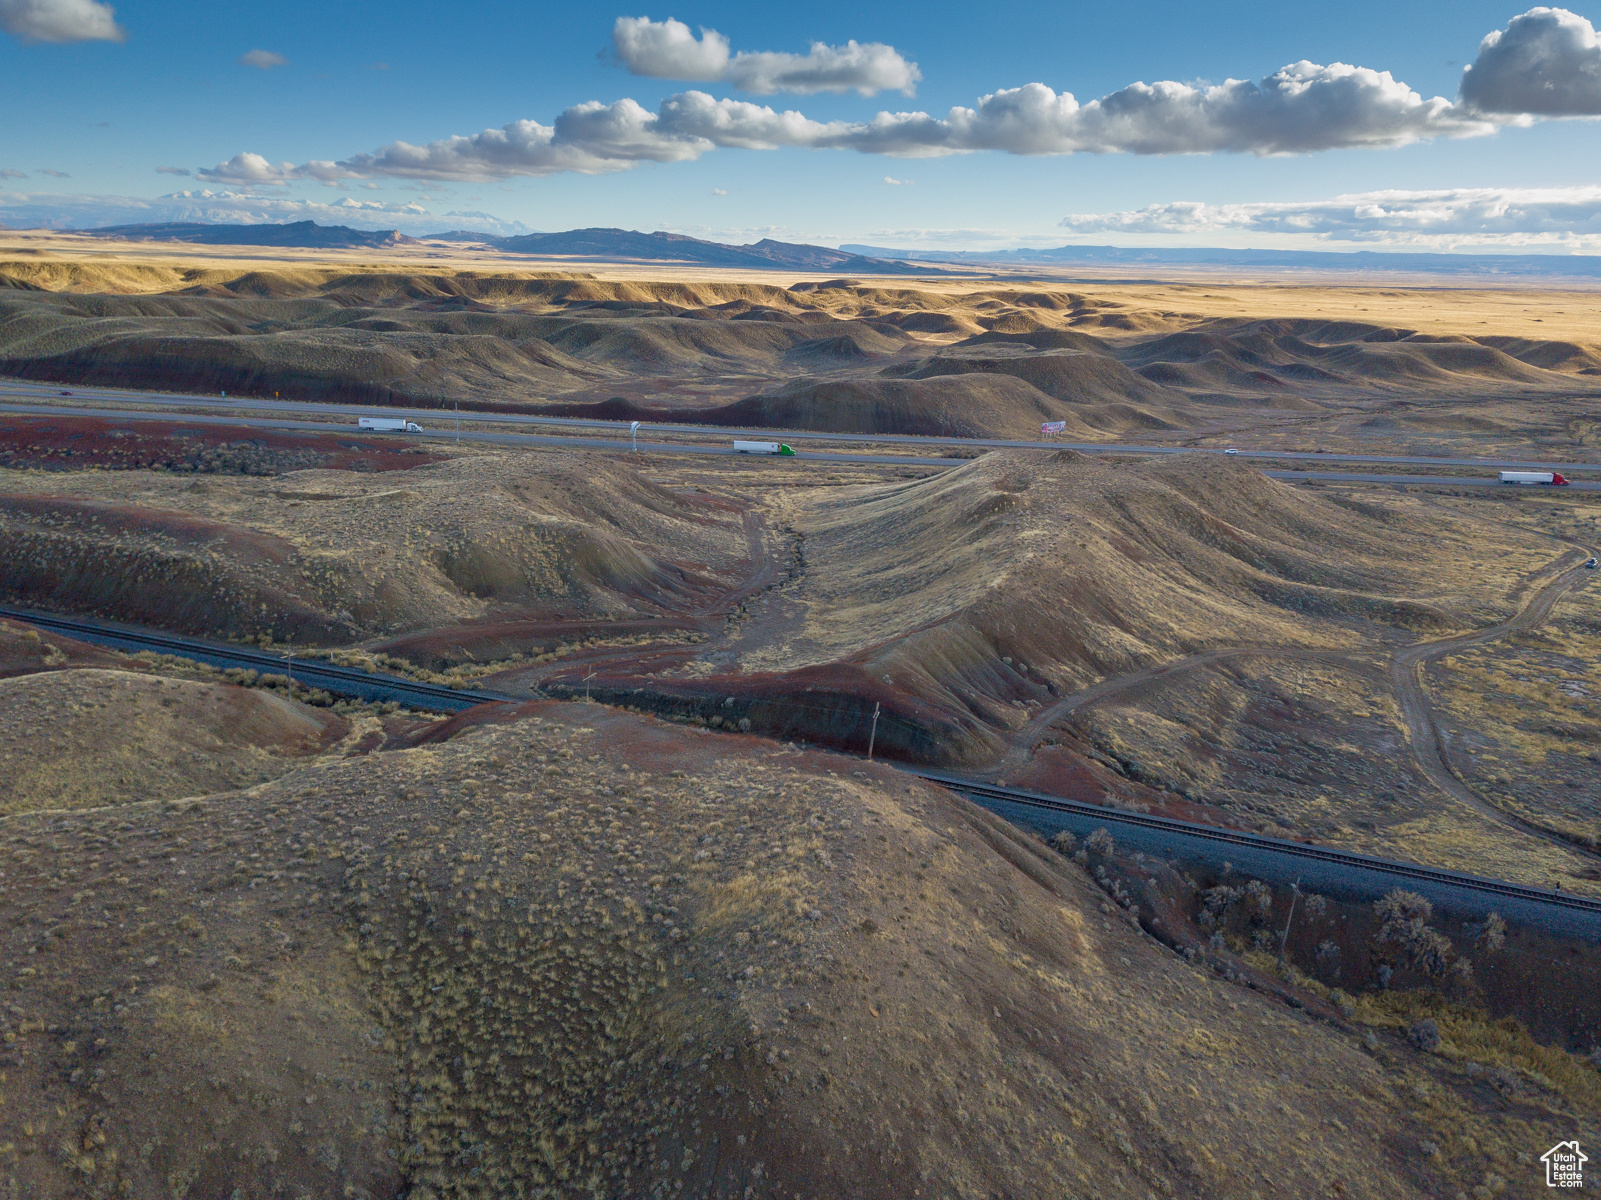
[1498,471,1568,486]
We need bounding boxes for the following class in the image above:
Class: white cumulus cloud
[1058,186,1601,249]
[726,41,920,96]
[197,152,301,184]
[612,16,729,81]
[613,16,919,96]
[199,60,1492,185]
[198,93,854,182]
[1460,6,1601,115]
[0,0,122,43]
[205,11,1601,188]
[837,64,1493,157]
[238,48,287,69]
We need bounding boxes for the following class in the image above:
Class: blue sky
[3,1,1601,251]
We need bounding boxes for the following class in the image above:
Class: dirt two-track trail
[476,500,791,691]
[993,546,1599,854]
[1389,548,1598,853]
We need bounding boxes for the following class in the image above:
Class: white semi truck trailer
[358,417,423,433]
[1498,471,1569,486]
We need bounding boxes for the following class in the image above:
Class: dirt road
[991,645,1367,776]
[1389,548,1597,852]
[994,548,1598,853]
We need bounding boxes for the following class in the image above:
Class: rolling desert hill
[0,448,755,643]
[1,686,1589,1200]
[0,616,370,816]
[2,433,1589,895]
[0,666,347,815]
[693,450,1562,759]
[3,251,1600,454]
[2,351,1599,1196]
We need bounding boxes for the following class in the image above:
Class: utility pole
[1277,879,1301,972]
[455,400,460,444]
[284,633,293,690]
[867,701,881,760]
[584,670,596,703]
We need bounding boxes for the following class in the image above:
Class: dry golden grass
[4,228,1601,343]
[0,667,349,815]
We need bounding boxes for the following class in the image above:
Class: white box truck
[732,440,795,456]
[358,417,423,433]
[1498,471,1568,486]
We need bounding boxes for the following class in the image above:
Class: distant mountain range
[75,221,945,274]
[840,242,1601,278]
[85,221,421,250]
[81,221,1601,279]
[426,226,944,274]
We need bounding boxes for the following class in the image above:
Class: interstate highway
[5,398,1601,490]
[3,378,1599,476]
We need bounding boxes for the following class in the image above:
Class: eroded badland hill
[2,243,1600,1199]
[6,693,1598,1200]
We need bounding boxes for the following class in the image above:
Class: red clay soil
[0,414,449,473]
[371,617,705,669]
[526,660,969,761]
[0,494,297,558]
[449,629,1270,837]
[1002,743,1258,829]
[0,492,355,639]
[0,616,130,678]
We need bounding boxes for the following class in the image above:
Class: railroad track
[0,605,515,712]
[6,605,1598,935]
[904,768,1601,931]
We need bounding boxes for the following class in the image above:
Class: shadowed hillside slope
[0,451,753,642]
[0,446,1564,772]
[711,451,1560,763]
[7,261,1598,445]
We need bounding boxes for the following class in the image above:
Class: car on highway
[58,390,72,396]
[1224,448,1239,455]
